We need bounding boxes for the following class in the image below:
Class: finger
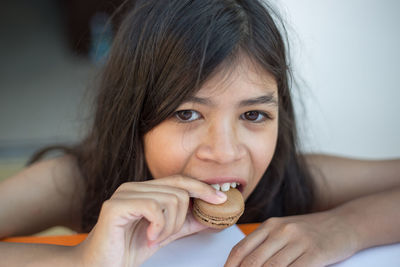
[263,242,305,267]
[152,193,179,244]
[114,191,179,243]
[99,198,165,241]
[147,175,227,204]
[225,225,270,267]
[172,192,190,235]
[239,231,289,267]
[115,182,188,198]
[114,185,189,237]
[288,252,320,267]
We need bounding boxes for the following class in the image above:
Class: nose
[196,120,246,164]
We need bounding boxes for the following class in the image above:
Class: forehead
[196,56,278,99]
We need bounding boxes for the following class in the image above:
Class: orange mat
[1,223,259,246]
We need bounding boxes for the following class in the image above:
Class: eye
[174,110,202,122]
[241,111,269,123]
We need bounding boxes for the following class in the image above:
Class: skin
[144,56,279,201]
[79,57,280,266]
[1,56,400,266]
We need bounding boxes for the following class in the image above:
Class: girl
[1,0,399,266]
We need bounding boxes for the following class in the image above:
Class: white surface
[331,243,400,267]
[141,225,245,267]
[141,225,400,267]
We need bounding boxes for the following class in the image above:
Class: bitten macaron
[192,188,244,229]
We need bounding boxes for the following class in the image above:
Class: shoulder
[0,155,85,236]
[26,154,85,205]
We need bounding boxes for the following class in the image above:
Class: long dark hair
[30,0,314,232]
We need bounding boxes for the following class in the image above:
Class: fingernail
[215,189,227,200]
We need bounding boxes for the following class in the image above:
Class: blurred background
[0,0,399,233]
[0,0,124,177]
[282,0,400,160]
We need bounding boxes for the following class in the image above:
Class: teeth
[211,184,220,191]
[221,183,230,192]
[211,182,240,191]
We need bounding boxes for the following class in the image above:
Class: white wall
[274,0,400,159]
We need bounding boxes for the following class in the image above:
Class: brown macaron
[192,188,245,229]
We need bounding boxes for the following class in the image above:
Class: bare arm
[225,155,400,266]
[0,155,85,238]
[330,185,400,251]
[304,154,400,211]
[305,154,400,249]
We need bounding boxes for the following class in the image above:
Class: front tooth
[231,182,237,188]
[211,184,220,191]
[221,183,230,192]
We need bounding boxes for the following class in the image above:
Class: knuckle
[264,258,282,267]
[308,250,322,262]
[264,217,281,227]
[292,253,320,267]
[303,237,314,249]
[241,253,262,267]
[100,199,119,219]
[177,187,190,199]
[117,182,131,191]
[168,194,179,206]
[147,199,161,213]
[172,175,186,185]
[172,187,189,199]
[119,182,129,190]
[101,199,113,211]
[229,240,250,259]
[229,244,242,258]
[282,222,301,236]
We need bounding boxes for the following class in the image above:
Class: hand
[75,175,227,267]
[225,211,360,267]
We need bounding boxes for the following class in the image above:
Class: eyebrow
[186,93,278,107]
[238,94,278,107]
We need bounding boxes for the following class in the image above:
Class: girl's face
[144,57,279,200]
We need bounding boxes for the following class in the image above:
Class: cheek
[250,125,277,164]
[144,126,194,179]
[254,139,276,176]
[245,124,278,194]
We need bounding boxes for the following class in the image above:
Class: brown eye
[241,111,269,123]
[244,111,259,121]
[175,110,201,122]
